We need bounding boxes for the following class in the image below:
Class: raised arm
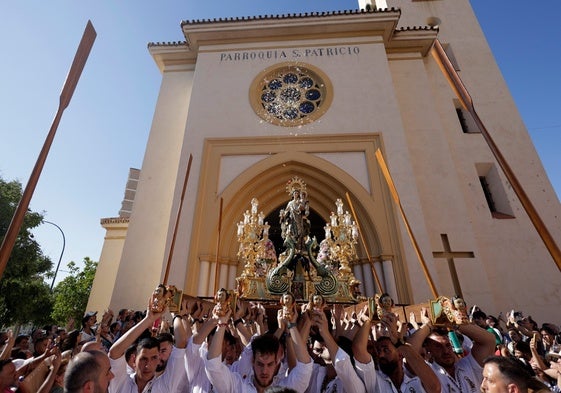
[352,318,372,364]
[207,309,231,360]
[284,301,310,364]
[398,343,441,393]
[407,307,433,354]
[0,330,14,360]
[37,348,62,393]
[109,297,163,360]
[457,322,495,366]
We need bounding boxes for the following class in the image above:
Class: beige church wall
[87,218,129,313]
[99,4,561,322]
[383,0,561,320]
[108,66,195,311]
[401,0,561,230]
[388,54,493,307]
[181,36,409,137]
[165,36,424,300]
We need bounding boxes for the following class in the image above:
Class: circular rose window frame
[249,62,333,127]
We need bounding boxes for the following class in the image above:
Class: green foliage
[51,257,98,326]
[0,178,54,327]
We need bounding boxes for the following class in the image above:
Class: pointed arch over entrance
[184,134,412,303]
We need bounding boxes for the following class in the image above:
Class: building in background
[88,0,561,321]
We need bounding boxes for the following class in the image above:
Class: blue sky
[1,1,559,285]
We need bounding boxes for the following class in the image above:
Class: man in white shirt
[352,318,441,393]
[108,298,187,393]
[408,319,495,393]
[64,350,114,393]
[205,305,312,393]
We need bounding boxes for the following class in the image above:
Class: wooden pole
[0,21,96,280]
[431,39,561,272]
[213,197,224,294]
[375,149,439,298]
[345,192,384,293]
[163,154,193,285]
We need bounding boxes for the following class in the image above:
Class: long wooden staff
[213,197,224,294]
[344,192,384,293]
[0,21,96,280]
[163,154,193,284]
[432,39,561,272]
[375,149,439,298]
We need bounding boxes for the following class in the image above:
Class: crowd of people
[1,292,560,393]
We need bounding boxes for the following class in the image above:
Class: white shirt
[109,346,186,393]
[185,338,213,393]
[205,355,312,393]
[429,353,482,393]
[354,357,428,393]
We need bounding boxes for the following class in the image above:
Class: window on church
[476,163,515,219]
[249,63,332,127]
[454,99,480,134]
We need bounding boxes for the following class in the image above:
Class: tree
[0,177,54,327]
[51,257,97,326]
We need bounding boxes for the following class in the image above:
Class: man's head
[156,333,174,372]
[82,312,98,329]
[481,356,547,393]
[424,330,457,369]
[251,334,281,389]
[135,337,160,383]
[0,359,17,390]
[117,308,127,321]
[125,344,137,369]
[472,310,488,328]
[14,335,29,350]
[109,322,121,336]
[540,325,555,346]
[375,337,401,376]
[64,350,114,393]
[81,341,103,353]
[311,339,330,365]
[222,330,238,366]
[512,341,531,361]
[33,336,49,356]
[508,329,522,343]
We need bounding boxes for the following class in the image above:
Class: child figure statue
[280,292,296,321]
[213,288,231,318]
[151,284,173,313]
[375,292,395,319]
[309,294,326,313]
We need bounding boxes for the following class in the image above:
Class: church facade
[88,0,561,321]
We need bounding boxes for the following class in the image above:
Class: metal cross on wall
[432,233,475,298]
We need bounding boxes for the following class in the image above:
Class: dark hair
[125,344,137,363]
[483,356,548,391]
[540,325,555,336]
[156,333,174,345]
[223,330,237,347]
[137,337,160,354]
[251,334,279,358]
[110,322,120,334]
[0,359,13,373]
[61,330,81,352]
[14,335,29,346]
[513,341,532,359]
[423,327,449,347]
[64,351,104,393]
[472,310,487,320]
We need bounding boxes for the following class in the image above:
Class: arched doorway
[184,135,412,303]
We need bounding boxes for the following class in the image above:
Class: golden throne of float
[235,177,362,303]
